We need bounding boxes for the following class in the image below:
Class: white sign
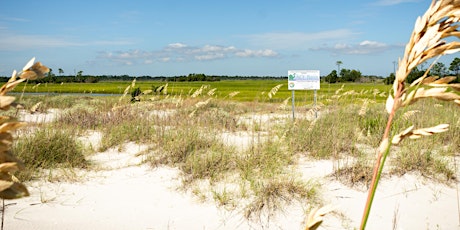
[288,70,320,90]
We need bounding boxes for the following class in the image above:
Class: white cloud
[0,28,133,51]
[195,53,225,61]
[374,0,422,6]
[168,43,187,49]
[311,40,400,55]
[235,49,278,57]
[242,29,358,49]
[99,43,279,65]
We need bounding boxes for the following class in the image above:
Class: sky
[0,0,457,77]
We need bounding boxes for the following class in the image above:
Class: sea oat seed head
[0,96,16,110]
[385,95,395,114]
[392,126,415,145]
[0,162,19,173]
[379,138,390,153]
[22,57,35,71]
[305,205,335,230]
[410,124,449,139]
[20,62,50,80]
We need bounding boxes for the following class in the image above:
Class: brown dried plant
[304,205,335,230]
[361,0,460,229]
[0,57,49,199]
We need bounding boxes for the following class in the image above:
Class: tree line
[324,58,460,84]
[0,70,288,83]
[383,57,460,84]
[2,58,458,84]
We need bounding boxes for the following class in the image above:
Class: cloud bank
[0,29,133,51]
[310,40,400,55]
[242,29,358,49]
[374,0,422,6]
[98,43,279,65]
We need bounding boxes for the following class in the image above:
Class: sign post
[288,70,320,120]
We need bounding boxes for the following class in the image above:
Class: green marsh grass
[14,80,391,104]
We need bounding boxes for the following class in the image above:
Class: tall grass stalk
[360,1,460,229]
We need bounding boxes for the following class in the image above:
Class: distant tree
[339,68,349,82]
[336,61,343,77]
[384,73,395,85]
[84,76,99,83]
[449,57,460,76]
[338,68,362,82]
[75,70,83,82]
[406,66,425,83]
[349,69,362,82]
[324,70,338,83]
[58,68,64,76]
[431,62,448,77]
[47,68,54,78]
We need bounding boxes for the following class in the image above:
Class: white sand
[4,111,460,229]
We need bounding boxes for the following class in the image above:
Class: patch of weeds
[287,105,361,159]
[238,139,294,180]
[14,127,87,180]
[332,157,373,188]
[359,105,387,145]
[182,147,236,184]
[100,117,156,151]
[57,106,102,130]
[390,143,455,181]
[151,127,213,165]
[96,104,157,151]
[212,187,236,208]
[244,176,319,221]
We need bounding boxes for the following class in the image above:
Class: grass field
[13,80,391,104]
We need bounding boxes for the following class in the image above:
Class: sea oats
[0,58,49,199]
[305,205,334,230]
[401,110,421,121]
[228,91,240,98]
[207,88,217,96]
[362,1,460,229]
[359,99,369,116]
[268,84,283,99]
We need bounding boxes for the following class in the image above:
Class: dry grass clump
[288,105,375,159]
[149,126,235,184]
[186,99,242,131]
[239,138,296,179]
[244,176,319,221]
[57,106,103,130]
[332,158,374,188]
[56,102,158,151]
[99,109,156,151]
[391,144,455,180]
[14,127,87,180]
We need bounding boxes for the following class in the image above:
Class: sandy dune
[4,111,460,229]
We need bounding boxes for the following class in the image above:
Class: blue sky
[0,0,455,77]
